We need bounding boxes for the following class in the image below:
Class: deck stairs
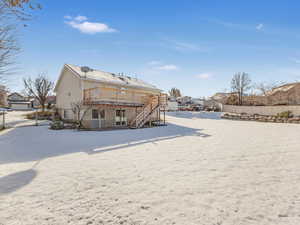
[130,95,164,128]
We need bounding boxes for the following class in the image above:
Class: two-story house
[54,64,167,129]
[7,92,33,110]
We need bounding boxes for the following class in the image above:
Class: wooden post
[35,109,38,126]
[159,108,161,124]
[2,111,5,129]
[163,107,166,125]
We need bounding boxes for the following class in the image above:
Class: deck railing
[83,87,167,107]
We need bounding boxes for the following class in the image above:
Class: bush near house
[25,111,53,120]
[276,111,293,118]
[50,120,64,130]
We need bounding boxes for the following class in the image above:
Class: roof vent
[81,66,91,73]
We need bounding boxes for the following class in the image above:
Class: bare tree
[23,73,53,111]
[1,0,41,20]
[255,81,286,96]
[168,87,182,98]
[0,0,41,84]
[71,101,92,129]
[231,72,251,105]
[0,6,18,83]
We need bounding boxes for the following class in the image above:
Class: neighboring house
[7,92,33,110]
[191,98,204,106]
[54,64,167,129]
[0,85,8,107]
[171,96,205,111]
[211,92,234,104]
[204,98,223,111]
[191,98,205,111]
[266,82,300,105]
[176,96,192,111]
[177,96,192,105]
[166,96,178,111]
[224,82,300,106]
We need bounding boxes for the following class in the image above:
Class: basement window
[92,109,99,120]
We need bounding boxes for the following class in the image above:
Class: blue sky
[11,0,300,97]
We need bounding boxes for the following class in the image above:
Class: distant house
[54,64,167,129]
[191,98,204,105]
[211,92,234,104]
[166,96,178,111]
[266,82,300,105]
[204,98,223,111]
[229,82,300,106]
[0,85,7,107]
[191,98,205,110]
[7,92,33,110]
[177,96,192,105]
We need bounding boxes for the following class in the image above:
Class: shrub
[276,111,293,118]
[25,111,53,120]
[50,120,64,130]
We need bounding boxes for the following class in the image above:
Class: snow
[66,64,160,91]
[1,111,31,127]
[0,112,300,225]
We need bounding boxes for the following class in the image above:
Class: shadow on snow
[0,122,210,165]
[0,169,37,195]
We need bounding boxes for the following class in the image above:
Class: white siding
[55,68,83,111]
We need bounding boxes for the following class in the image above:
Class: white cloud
[162,38,210,52]
[210,19,265,32]
[64,15,72,20]
[195,73,212,79]
[148,60,162,66]
[156,64,178,71]
[74,15,88,22]
[256,23,264,30]
[64,15,116,34]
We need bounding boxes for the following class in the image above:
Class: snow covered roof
[0,85,6,91]
[268,82,300,95]
[65,64,161,92]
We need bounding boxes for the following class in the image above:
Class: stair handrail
[130,95,160,128]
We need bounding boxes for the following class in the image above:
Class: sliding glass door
[115,109,127,126]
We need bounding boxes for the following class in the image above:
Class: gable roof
[55,64,161,92]
[268,82,300,95]
[8,92,24,98]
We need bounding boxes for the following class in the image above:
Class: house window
[64,110,68,119]
[92,109,99,120]
[99,109,105,119]
[115,109,126,126]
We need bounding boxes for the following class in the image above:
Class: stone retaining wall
[223,105,300,116]
[222,113,300,124]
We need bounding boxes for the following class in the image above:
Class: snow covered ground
[0,112,300,225]
[1,110,31,127]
